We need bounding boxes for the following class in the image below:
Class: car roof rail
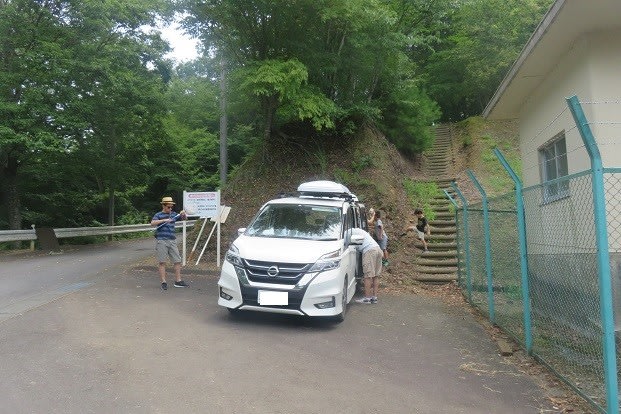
[298,191,356,201]
[276,192,297,198]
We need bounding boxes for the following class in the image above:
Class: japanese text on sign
[183,191,220,218]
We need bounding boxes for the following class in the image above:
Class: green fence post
[567,95,618,414]
[444,189,462,286]
[466,170,495,324]
[494,148,533,354]
[451,182,472,303]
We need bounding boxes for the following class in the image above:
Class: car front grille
[240,285,305,310]
[243,259,311,285]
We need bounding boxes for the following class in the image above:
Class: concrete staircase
[413,125,459,282]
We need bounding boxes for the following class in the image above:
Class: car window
[245,204,342,240]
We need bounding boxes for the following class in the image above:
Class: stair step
[414,273,458,282]
[429,219,456,226]
[426,242,458,249]
[428,234,456,241]
[417,257,458,266]
[415,266,459,274]
[429,227,457,234]
[417,250,458,258]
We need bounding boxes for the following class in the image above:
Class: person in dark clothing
[407,208,431,252]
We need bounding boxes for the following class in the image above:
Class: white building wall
[518,35,593,188]
[587,29,621,169]
[516,30,621,256]
[519,30,621,183]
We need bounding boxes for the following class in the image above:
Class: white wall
[517,30,621,255]
[518,35,592,187]
[587,29,621,169]
[519,29,621,186]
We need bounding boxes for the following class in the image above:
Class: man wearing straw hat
[151,196,188,290]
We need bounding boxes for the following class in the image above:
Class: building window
[539,132,569,202]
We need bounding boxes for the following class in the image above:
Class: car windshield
[245,204,342,240]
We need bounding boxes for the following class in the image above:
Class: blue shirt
[152,211,180,240]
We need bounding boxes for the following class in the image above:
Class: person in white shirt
[351,228,383,304]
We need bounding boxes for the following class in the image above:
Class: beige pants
[362,247,383,278]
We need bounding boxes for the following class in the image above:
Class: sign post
[183,191,221,266]
[194,205,231,267]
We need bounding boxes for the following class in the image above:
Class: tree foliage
[1,0,172,229]
[424,0,552,121]
[181,0,440,154]
[0,0,553,233]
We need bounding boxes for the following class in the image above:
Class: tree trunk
[1,153,22,248]
[263,99,275,143]
[2,154,22,231]
[107,185,115,227]
[219,57,228,187]
[106,129,117,239]
[262,96,276,162]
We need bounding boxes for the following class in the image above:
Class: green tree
[181,0,440,154]
[424,0,552,120]
[0,0,69,230]
[0,0,172,229]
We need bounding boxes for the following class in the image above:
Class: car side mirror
[350,234,363,245]
[237,227,246,236]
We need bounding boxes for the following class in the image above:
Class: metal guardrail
[0,221,197,244]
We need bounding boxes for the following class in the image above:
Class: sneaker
[161,282,168,291]
[355,297,372,304]
[371,296,378,304]
[174,280,189,288]
[382,259,389,267]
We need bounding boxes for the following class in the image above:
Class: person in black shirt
[406,208,431,252]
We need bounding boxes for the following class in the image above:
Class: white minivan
[217,180,368,322]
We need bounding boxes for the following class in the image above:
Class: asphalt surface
[0,239,572,413]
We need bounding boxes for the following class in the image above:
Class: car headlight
[308,249,341,272]
[225,244,244,267]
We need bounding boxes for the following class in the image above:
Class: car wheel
[334,278,347,323]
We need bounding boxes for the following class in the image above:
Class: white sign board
[183,191,220,218]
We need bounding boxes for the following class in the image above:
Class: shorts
[416,229,425,241]
[156,239,181,264]
[362,247,383,278]
[378,234,388,250]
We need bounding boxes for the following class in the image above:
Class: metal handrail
[0,221,197,243]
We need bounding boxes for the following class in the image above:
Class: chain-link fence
[455,170,617,411]
[452,97,620,413]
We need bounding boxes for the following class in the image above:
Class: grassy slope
[451,117,520,202]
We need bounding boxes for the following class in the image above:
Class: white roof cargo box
[297,180,350,194]
[297,180,358,201]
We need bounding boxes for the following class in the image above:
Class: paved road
[0,238,155,323]
[0,239,572,413]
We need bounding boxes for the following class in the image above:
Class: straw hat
[160,196,175,205]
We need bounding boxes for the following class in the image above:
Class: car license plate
[258,290,288,306]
